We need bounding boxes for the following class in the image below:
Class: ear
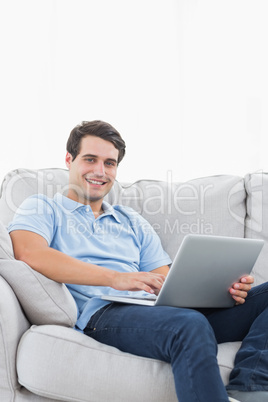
[65,152,73,169]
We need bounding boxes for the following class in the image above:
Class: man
[9,120,268,402]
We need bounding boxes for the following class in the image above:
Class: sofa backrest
[245,173,268,285]
[0,168,246,254]
[106,175,246,260]
[0,168,70,226]
[0,168,267,285]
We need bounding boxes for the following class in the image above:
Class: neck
[92,208,104,218]
[66,189,104,216]
[86,201,104,217]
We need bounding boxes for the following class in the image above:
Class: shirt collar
[101,201,121,223]
[54,193,121,223]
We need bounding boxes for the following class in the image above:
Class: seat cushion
[17,325,240,402]
[17,325,177,402]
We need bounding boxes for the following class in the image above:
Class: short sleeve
[126,209,172,272]
[8,195,55,245]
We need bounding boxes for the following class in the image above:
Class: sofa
[0,168,267,402]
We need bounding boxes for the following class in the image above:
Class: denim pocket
[84,303,113,335]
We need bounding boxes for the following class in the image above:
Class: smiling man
[65,129,119,209]
[8,120,268,402]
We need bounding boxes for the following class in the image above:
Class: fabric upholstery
[17,325,241,401]
[0,168,69,226]
[17,325,177,402]
[245,172,268,285]
[0,220,14,259]
[106,175,246,260]
[0,259,77,327]
[0,276,30,399]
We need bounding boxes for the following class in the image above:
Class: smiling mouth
[85,178,107,186]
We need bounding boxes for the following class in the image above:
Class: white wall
[0,0,267,186]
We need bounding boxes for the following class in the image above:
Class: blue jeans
[84,282,268,402]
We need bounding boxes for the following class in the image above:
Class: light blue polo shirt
[8,193,171,330]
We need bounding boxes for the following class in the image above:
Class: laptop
[101,234,264,308]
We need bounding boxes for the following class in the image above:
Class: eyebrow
[81,154,118,164]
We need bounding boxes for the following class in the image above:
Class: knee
[184,309,210,328]
[176,310,214,341]
[170,311,218,363]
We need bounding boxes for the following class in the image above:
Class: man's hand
[229,275,254,305]
[111,271,166,295]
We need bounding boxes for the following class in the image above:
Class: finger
[240,275,254,284]
[137,283,156,294]
[146,278,165,292]
[135,280,162,294]
[148,274,166,287]
[229,288,248,300]
[150,273,166,283]
[133,275,165,294]
[233,296,246,305]
[236,290,248,299]
[233,282,251,292]
[115,272,166,293]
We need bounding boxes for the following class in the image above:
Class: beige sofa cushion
[17,325,177,402]
[17,325,241,402]
[0,259,77,327]
[0,168,70,226]
[107,175,246,260]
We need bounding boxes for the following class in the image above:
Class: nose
[93,160,105,176]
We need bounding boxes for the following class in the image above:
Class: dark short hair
[66,120,126,164]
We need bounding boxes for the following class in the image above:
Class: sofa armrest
[0,275,30,397]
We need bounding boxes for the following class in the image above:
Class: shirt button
[85,207,90,212]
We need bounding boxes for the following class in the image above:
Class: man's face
[65,135,119,206]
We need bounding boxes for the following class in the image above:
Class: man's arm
[151,265,170,276]
[10,230,166,295]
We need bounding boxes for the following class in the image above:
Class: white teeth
[86,179,104,185]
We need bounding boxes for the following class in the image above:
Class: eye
[105,161,116,167]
